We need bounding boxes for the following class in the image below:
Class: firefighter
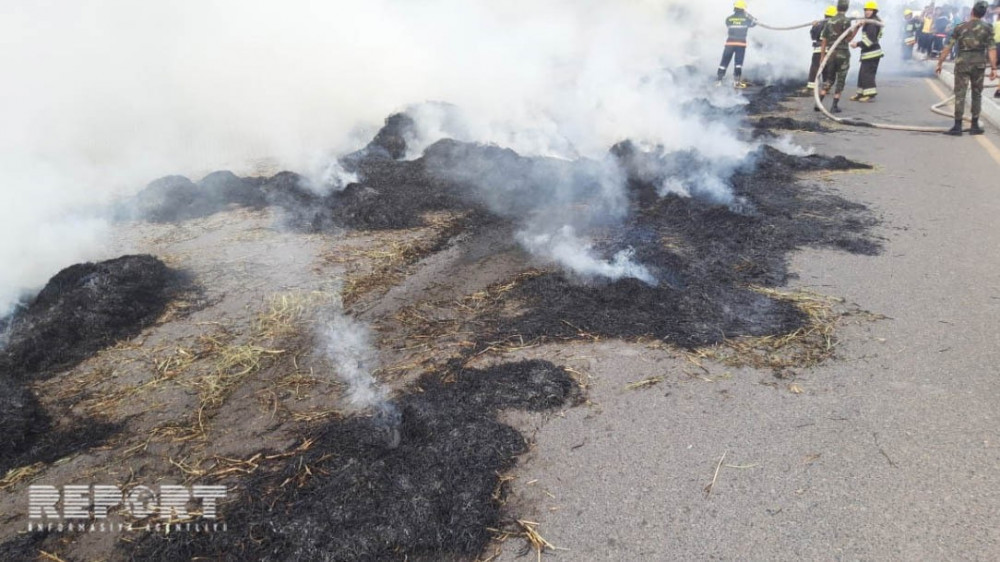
[818,0,857,113]
[930,7,950,58]
[808,7,839,91]
[903,9,918,60]
[850,1,884,101]
[716,0,758,88]
[936,0,997,135]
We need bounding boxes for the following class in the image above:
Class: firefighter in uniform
[936,1,997,135]
[930,7,950,58]
[818,0,857,113]
[716,0,757,88]
[850,1,884,101]
[808,7,838,91]
[903,9,918,61]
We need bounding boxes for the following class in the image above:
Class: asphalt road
[495,67,1000,561]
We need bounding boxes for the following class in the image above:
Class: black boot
[831,99,842,114]
[970,117,985,135]
[946,119,963,136]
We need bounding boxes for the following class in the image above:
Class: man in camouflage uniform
[817,0,857,113]
[936,1,998,135]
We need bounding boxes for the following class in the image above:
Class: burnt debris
[0,83,886,562]
[0,254,176,379]
[750,116,829,138]
[125,360,580,562]
[126,173,267,223]
[117,84,879,353]
[460,124,878,349]
[0,255,174,476]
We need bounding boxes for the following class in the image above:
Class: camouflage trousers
[954,58,986,120]
[822,50,851,94]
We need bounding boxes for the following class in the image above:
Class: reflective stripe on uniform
[861,49,883,60]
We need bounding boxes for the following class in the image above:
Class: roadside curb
[935,61,1000,129]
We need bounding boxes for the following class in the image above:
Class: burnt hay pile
[0,255,174,474]
[125,360,579,562]
[0,255,176,379]
[473,135,876,349]
[121,84,878,350]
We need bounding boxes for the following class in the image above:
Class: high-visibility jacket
[922,16,933,34]
[724,9,757,47]
[859,18,884,60]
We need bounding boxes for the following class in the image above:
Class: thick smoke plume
[2,0,839,313]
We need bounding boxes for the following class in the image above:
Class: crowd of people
[716,1,999,134]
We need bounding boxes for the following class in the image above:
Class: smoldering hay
[1,0,847,316]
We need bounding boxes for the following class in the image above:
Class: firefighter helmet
[864,1,878,10]
[825,5,838,16]
[734,0,747,9]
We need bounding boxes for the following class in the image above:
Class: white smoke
[1,0,841,315]
[320,309,401,447]
[299,158,359,196]
[659,170,737,206]
[517,226,657,285]
[766,134,816,156]
[321,313,389,409]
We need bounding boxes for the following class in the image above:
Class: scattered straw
[0,462,46,491]
[329,213,466,307]
[515,520,562,562]
[696,286,856,370]
[625,376,664,391]
[704,451,728,496]
[290,409,342,423]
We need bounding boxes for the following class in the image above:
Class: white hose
[757,17,997,132]
[755,21,814,31]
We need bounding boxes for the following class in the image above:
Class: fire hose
[754,17,998,132]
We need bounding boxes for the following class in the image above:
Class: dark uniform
[717,9,757,85]
[808,17,833,89]
[946,18,994,122]
[821,12,853,96]
[855,17,884,99]
[903,13,918,60]
[931,12,950,57]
